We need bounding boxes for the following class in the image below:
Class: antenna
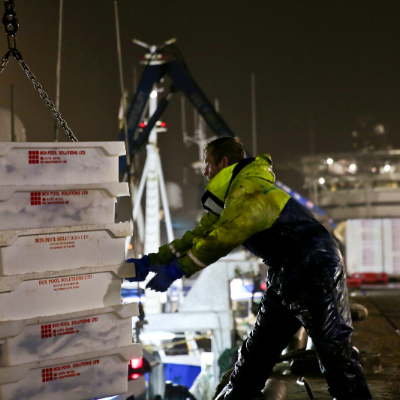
[54,0,63,142]
[309,112,315,155]
[181,100,217,173]
[251,72,257,155]
[193,108,198,134]
[133,66,137,93]
[181,97,188,144]
[10,84,15,142]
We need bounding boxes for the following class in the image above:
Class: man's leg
[224,289,302,400]
[297,242,372,400]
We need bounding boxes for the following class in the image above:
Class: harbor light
[349,163,357,172]
[319,177,325,184]
[384,164,391,172]
[327,158,333,165]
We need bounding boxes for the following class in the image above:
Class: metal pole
[144,86,160,254]
[309,112,315,155]
[10,84,15,142]
[133,157,149,221]
[133,66,137,93]
[54,0,63,142]
[194,108,198,135]
[181,96,187,143]
[114,0,131,167]
[157,152,174,242]
[251,72,257,156]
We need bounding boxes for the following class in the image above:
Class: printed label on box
[38,274,93,292]
[30,190,88,206]
[40,316,99,339]
[29,150,86,165]
[41,359,99,382]
[34,234,89,250]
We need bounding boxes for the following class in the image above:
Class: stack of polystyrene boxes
[0,142,142,400]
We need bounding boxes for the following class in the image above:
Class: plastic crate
[0,183,129,231]
[0,345,141,400]
[0,223,134,292]
[0,272,122,321]
[0,142,125,185]
[0,303,138,366]
[0,262,135,293]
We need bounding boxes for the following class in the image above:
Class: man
[128,137,372,400]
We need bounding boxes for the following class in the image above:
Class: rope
[0,0,78,142]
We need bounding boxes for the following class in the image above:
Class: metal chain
[15,51,78,142]
[1,1,78,142]
[0,50,10,74]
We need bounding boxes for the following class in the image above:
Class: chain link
[0,50,10,75]
[14,51,78,142]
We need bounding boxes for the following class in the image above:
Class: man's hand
[126,255,151,282]
[146,260,184,292]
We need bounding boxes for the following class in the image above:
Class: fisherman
[127,136,372,400]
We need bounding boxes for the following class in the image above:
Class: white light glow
[349,163,357,172]
[150,90,158,98]
[384,164,391,172]
[326,158,333,165]
[230,278,243,292]
[319,177,325,185]
[139,332,175,341]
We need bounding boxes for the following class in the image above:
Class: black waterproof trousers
[224,238,372,400]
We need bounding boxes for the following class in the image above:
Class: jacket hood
[241,154,275,183]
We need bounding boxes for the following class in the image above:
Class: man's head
[203,137,246,181]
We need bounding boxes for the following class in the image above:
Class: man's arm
[147,211,220,266]
[177,177,290,277]
[126,211,219,285]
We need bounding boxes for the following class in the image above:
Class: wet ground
[270,285,400,399]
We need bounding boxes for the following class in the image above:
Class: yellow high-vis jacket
[148,154,292,277]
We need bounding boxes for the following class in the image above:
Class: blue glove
[126,255,151,282]
[146,260,184,292]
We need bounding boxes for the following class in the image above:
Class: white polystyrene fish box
[0,303,138,366]
[0,272,122,321]
[0,223,135,292]
[0,141,125,185]
[0,183,129,231]
[0,345,141,400]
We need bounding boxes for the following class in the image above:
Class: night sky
[1,1,400,225]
